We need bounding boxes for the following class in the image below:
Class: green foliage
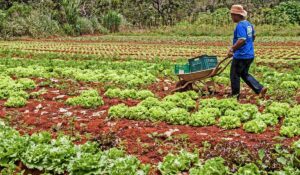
[103,11,121,33]
[235,163,260,175]
[147,106,166,121]
[158,150,199,175]
[126,105,148,120]
[265,102,290,117]
[224,104,258,122]
[17,78,36,90]
[166,108,190,125]
[109,91,197,125]
[218,116,241,129]
[280,125,300,138]
[76,17,94,35]
[274,1,300,25]
[163,91,197,110]
[281,81,299,90]
[189,157,229,175]
[105,88,154,100]
[62,23,76,36]
[190,111,216,127]
[243,119,267,134]
[0,123,149,175]
[292,139,300,157]
[26,10,61,38]
[66,89,104,108]
[211,8,231,26]
[0,124,28,166]
[288,106,300,118]
[108,104,129,118]
[21,134,76,173]
[254,113,279,126]
[200,98,239,114]
[4,96,27,108]
[61,0,81,25]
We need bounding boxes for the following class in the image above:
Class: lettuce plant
[66,89,104,108]
[243,119,267,134]
[158,150,199,175]
[4,96,27,108]
[235,163,260,175]
[218,116,241,129]
[254,113,279,126]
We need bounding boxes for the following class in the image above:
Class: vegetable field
[0,35,300,174]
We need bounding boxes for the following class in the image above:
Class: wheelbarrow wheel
[175,80,193,92]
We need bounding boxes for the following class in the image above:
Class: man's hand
[227,48,234,58]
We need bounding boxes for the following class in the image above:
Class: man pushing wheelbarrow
[227,4,267,99]
[173,5,267,99]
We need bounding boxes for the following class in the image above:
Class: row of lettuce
[1,70,300,137]
[2,120,300,175]
[0,56,298,104]
[0,74,155,108]
[0,120,149,175]
[0,56,299,92]
[109,91,300,137]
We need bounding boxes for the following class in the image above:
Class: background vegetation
[0,0,299,38]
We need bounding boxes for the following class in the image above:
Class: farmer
[227,4,267,99]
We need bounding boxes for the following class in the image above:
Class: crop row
[2,120,300,175]
[109,91,300,136]
[0,121,149,175]
[0,41,299,60]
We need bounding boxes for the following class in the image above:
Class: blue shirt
[233,20,255,59]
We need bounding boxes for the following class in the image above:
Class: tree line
[0,0,299,38]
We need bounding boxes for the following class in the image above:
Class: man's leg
[230,59,242,97]
[241,59,264,94]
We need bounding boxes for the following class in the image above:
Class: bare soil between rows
[0,78,299,174]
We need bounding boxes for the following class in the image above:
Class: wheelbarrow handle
[209,57,232,77]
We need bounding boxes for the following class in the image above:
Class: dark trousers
[230,59,263,96]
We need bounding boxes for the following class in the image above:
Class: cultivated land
[0,35,300,174]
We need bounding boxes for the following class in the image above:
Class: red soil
[0,78,299,174]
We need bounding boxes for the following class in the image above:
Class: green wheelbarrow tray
[172,57,232,92]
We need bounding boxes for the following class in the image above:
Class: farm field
[0,35,300,174]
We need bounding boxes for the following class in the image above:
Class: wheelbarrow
[172,57,232,92]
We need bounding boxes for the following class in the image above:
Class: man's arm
[231,39,246,52]
[227,39,246,58]
[227,24,247,58]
